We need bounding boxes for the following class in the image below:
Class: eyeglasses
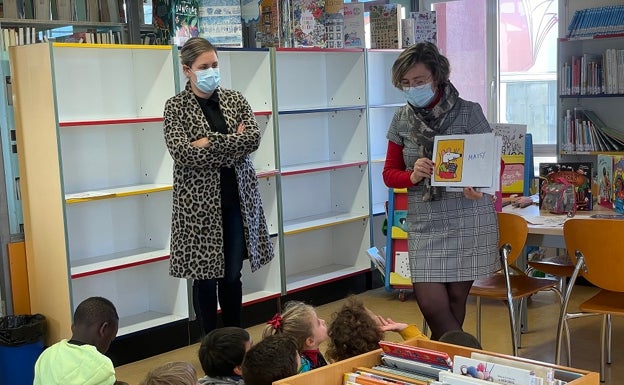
[401,75,433,88]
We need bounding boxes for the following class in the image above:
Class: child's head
[139,361,198,385]
[71,296,119,354]
[198,326,251,378]
[263,300,328,351]
[242,334,300,385]
[326,296,384,362]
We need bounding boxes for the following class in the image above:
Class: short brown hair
[242,334,299,385]
[180,37,217,68]
[391,42,450,89]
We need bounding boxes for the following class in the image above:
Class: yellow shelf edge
[66,185,172,204]
[52,42,173,50]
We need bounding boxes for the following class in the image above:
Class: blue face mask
[403,83,435,107]
[194,67,220,94]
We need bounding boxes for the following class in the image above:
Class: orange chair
[558,218,624,382]
[470,212,562,356]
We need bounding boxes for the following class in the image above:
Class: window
[422,0,559,170]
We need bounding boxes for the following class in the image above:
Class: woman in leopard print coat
[164,38,274,334]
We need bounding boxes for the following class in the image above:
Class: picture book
[381,354,449,378]
[613,157,624,214]
[452,355,539,385]
[153,0,173,44]
[198,0,243,47]
[597,154,614,209]
[324,0,343,48]
[369,3,401,49]
[352,368,417,385]
[491,123,527,195]
[470,352,554,385]
[257,0,282,47]
[290,0,326,48]
[431,132,497,188]
[438,371,496,385]
[240,0,261,47]
[378,341,453,368]
[172,0,199,46]
[343,2,364,48]
[539,162,593,211]
[392,251,410,283]
[411,11,436,45]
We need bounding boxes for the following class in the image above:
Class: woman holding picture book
[382,42,500,341]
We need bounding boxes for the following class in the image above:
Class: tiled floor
[116,284,622,384]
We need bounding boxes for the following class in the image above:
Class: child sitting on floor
[140,362,198,385]
[242,334,300,385]
[198,327,251,385]
[263,300,328,372]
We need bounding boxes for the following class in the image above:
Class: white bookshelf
[274,48,371,293]
[11,43,182,342]
[366,49,404,216]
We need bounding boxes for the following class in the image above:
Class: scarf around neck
[408,81,460,201]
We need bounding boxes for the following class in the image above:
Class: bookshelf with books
[558,33,624,160]
[273,48,371,293]
[9,43,183,344]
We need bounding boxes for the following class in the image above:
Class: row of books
[1,0,125,22]
[167,0,436,49]
[566,5,624,39]
[344,341,579,385]
[560,108,624,153]
[559,49,624,96]
[0,26,123,50]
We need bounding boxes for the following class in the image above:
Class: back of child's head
[72,296,119,354]
[438,330,483,350]
[242,334,299,385]
[198,326,250,377]
[326,296,384,362]
[139,361,197,385]
[262,300,315,351]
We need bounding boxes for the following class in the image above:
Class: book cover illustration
[290,0,325,48]
[411,11,436,45]
[597,154,614,209]
[369,3,401,49]
[491,123,527,194]
[172,0,199,47]
[431,133,496,188]
[471,352,555,385]
[240,0,261,47]
[378,341,453,368]
[324,0,343,48]
[539,162,593,211]
[613,157,624,214]
[257,0,282,47]
[452,355,537,385]
[343,2,364,48]
[153,0,173,44]
[198,0,243,47]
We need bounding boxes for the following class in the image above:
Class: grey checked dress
[387,94,500,283]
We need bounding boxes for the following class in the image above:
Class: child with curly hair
[326,296,428,362]
[263,300,328,372]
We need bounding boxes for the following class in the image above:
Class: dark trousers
[192,204,245,335]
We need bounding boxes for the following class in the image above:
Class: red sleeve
[382,141,415,188]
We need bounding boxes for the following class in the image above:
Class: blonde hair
[263,301,316,351]
[139,362,198,385]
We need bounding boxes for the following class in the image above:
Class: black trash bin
[0,314,46,385]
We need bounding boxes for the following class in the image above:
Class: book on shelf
[86,0,99,21]
[343,2,364,48]
[153,0,173,44]
[256,0,283,47]
[173,0,199,46]
[240,0,261,47]
[452,355,540,385]
[34,0,51,19]
[438,371,497,385]
[365,247,385,277]
[539,162,593,212]
[402,11,436,47]
[324,0,343,48]
[369,3,401,49]
[562,109,624,152]
[290,0,326,48]
[597,154,615,209]
[3,0,23,18]
[198,0,243,47]
[613,157,624,214]
[491,123,526,195]
[380,354,449,379]
[55,0,73,20]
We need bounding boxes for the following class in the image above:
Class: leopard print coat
[163,83,274,279]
